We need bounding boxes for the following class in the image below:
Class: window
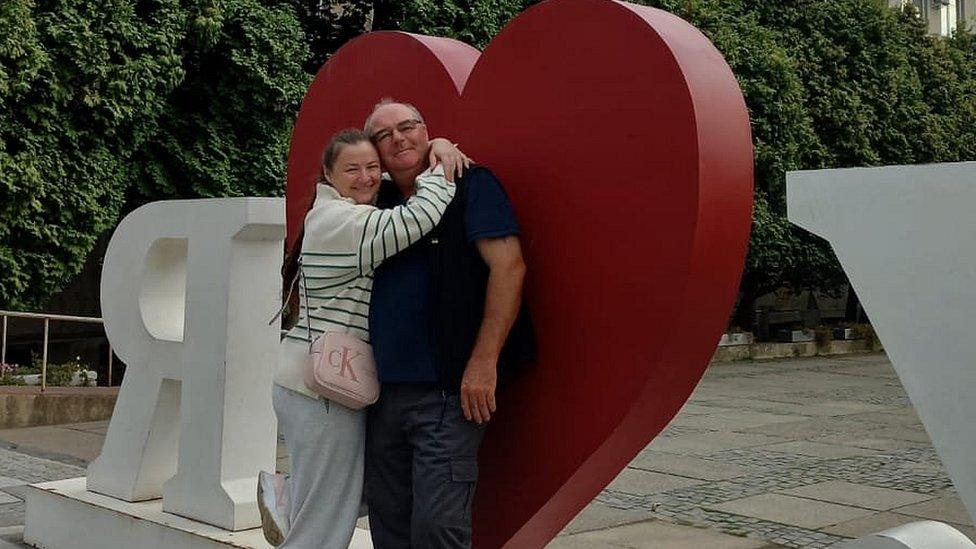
[958,0,967,28]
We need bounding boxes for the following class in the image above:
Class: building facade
[890,0,974,35]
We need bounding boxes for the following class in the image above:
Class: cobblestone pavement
[0,353,971,548]
[569,353,972,548]
[0,448,85,529]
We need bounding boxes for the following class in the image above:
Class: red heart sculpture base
[286,0,753,546]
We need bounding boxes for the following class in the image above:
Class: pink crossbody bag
[274,258,380,409]
[303,330,379,409]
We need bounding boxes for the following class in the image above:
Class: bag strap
[299,260,312,351]
[268,257,301,327]
[272,191,316,331]
[268,257,315,351]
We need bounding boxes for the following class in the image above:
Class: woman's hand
[428,138,472,182]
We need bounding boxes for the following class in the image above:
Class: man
[364,99,534,548]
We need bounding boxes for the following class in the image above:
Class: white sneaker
[257,471,290,546]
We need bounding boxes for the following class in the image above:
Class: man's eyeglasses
[371,119,423,144]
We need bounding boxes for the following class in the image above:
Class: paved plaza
[0,352,971,548]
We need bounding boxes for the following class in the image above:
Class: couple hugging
[260,99,535,548]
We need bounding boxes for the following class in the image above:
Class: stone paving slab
[760,372,883,390]
[758,441,879,460]
[778,481,935,511]
[772,388,910,409]
[606,469,704,495]
[0,425,105,463]
[841,410,924,428]
[696,398,893,418]
[861,426,932,444]
[647,431,789,455]
[809,434,923,452]
[822,512,919,538]
[740,417,890,440]
[596,490,849,549]
[629,451,759,481]
[0,449,83,485]
[675,403,740,416]
[64,420,109,435]
[829,365,900,378]
[673,411,810,431]
[893,495,975,526]
[0,448,85,528]
[551,519,778,548]
[0,487,29,502]
[0,505,23,529]
[707,494,877,529]
[690,386,794,401]
[561,502,655,535]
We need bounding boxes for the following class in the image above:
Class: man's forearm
[469,257,525,365]
[461,236,525,422]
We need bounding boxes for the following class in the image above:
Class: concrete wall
[0,387,118,429]
[961,0,975,30]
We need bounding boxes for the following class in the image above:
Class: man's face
[368,104,429,173]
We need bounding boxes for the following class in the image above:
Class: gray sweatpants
[273,384,365,548]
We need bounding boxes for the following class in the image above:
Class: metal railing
[0,310,113,391]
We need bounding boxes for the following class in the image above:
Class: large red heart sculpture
[286,0,753,546]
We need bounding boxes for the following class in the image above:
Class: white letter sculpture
[833,521,975,549]
[86,198,284,530]
[788,162,976,548]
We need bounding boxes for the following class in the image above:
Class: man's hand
[428,137,472,182]
[460,356,497,424]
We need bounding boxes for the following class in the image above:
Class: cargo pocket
[451,457,479,514]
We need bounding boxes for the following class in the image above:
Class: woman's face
[325,141,382,205]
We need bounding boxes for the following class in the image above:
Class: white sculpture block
[787,162,976,532]
[86,198,285,530]
[23,477,375,549]
[832,520,976,549]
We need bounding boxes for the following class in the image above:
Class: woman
[259,129,467,548]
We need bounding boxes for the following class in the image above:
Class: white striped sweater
[275,167,455,399]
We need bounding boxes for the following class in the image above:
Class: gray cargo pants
[365,383,486,549]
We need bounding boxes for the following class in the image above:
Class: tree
[624,0,835,322]
[1,0,186,309]
[285,0,535,75]
[0,0,309,310]
[636,0,976,324]
[372,0,534,49]
[919,24,976,162]
[288,1,374,74]
[6,0,976,320]
[741,0,976,314]
[127,0,309,202]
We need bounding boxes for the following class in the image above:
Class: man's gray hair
[364,98,425,136]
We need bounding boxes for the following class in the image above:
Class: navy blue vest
[428,169,536,389]
[378,167,536,390]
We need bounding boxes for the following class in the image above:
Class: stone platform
[21,477,372,549]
